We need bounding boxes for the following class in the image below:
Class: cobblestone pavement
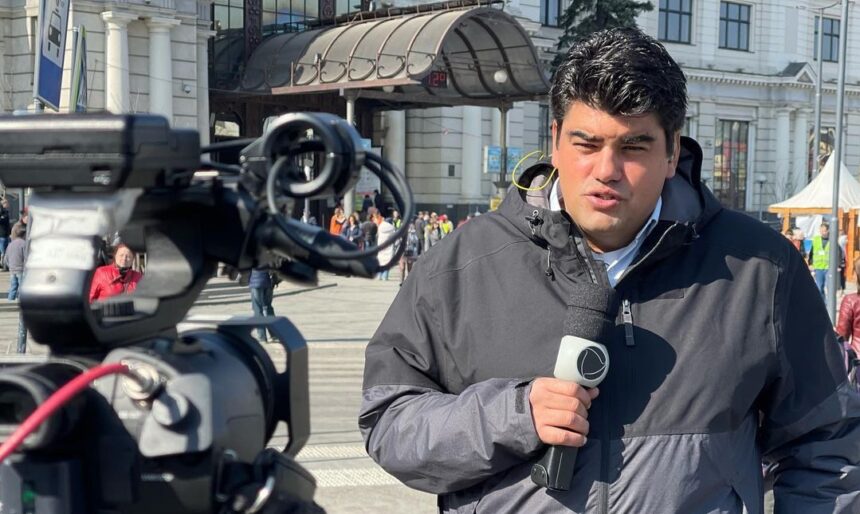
[0,270,436,514]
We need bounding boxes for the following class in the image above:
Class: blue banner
[35,0,71,110]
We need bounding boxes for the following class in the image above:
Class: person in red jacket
[836,256,860,378]
[89,243,143,302]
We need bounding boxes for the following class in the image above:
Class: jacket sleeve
[836,296,854,341]
[359,263,542,494]
[761,248,860,513]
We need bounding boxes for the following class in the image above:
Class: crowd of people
[327,196,477,284]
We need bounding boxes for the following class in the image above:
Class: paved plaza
[0,270,436,514]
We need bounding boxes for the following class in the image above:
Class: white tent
[769,153,860,282]
[770,153,860,210]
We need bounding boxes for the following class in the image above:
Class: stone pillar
[793,108,811,193]
[775,108,793,200]
[460,106,483,201]
[384,110,405,176]
[101,11,136,113]
[197,29,215,147]
[146,17,180,122]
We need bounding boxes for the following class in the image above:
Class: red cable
[0,362,129,463]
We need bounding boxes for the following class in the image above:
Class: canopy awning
[239,5,549,107]
[769,153,860,212]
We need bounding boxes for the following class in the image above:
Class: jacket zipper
[622,299,635,347]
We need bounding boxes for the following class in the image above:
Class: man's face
[820,225,829,238]
[114,247,134,268]
[551,102,680,252]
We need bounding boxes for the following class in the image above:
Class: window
[719,2,750,51]
[808,125,835,180]
[538,104,552,157]
[212,0,244,31]
[658,0,692,43]
[261,0,320,34]
[814,16,840,62]
[713,120,749,210]
[541,0,562,27]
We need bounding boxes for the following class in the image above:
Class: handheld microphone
[530,335,609,491]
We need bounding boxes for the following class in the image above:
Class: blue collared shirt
[549,179,662,288]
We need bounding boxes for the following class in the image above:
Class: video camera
[0,112,413,513]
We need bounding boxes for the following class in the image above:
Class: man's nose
[592,148,623,183]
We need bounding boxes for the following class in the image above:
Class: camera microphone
[531,284,615,492]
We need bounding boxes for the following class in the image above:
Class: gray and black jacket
[359,138,860,513]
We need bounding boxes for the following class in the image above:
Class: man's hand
[529,378,599,447]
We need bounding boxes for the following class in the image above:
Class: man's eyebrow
[567,130,600,142]
[620,134,657,145]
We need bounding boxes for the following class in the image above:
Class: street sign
[483,145,501,174]
[35,0,71,110]
[68,27,87,113]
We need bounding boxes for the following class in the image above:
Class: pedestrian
[361,194,373,214]
[360,213,378,251]
[424,217,442,251]
[375,212,396,280]
[398,220,421,285]
[249,268,277,342]
[808,223,833,298]
[0,198,11,270]
[329,207,346,236]
[836,255,860,391]
[89,243,143,302]
[4,223,27,353]
[341,213,363,247]
[359,27,859,513]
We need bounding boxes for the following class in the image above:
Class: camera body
[0,112,410,513]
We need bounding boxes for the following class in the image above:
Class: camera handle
[220,449,321,514]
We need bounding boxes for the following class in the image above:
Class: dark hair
[821,222,830,231]
[550,27,687,154]
[11,224,25,239]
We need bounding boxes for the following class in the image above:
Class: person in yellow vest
[809,223,833,298]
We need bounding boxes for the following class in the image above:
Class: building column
[460,106,483,201]
[775,108,793,200]
[147,17,180,122]
[793,108,811,194]
[384,110,405,177]
[197,28,215,147]
[101,11,137,113]
[0,30,6,113]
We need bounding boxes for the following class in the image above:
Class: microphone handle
[530,444,579,491]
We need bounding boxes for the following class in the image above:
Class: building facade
[2,0,859,220]
[0,0,213,145]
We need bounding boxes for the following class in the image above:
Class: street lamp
[756,176,767,220]
[810,1,842,180]
[827,0,850,321]
[493,69,510,197]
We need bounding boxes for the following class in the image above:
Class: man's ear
[551,120,560,169]
[667,131,681,179]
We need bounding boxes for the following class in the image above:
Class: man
[809,223,834,298]
[89,243,143,302]
[359,28,860,513]
[0,198,11,269]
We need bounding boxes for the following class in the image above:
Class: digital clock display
[421,71,448,88]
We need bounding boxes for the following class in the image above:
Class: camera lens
[0,386,37,424]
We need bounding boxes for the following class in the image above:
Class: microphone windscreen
[563,283,618,344]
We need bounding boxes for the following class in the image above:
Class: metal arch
[262,32,303,88]
[402,10,451,77]
[441,51,480,99]
[470,16,528,96]
[318,25,357,83]
[289,31,329,86]
[452,27,496,97]
[374,15,420,79]
[347,18,399,81]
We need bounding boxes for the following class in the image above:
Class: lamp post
[492,69,510,199]
[812,1,841,181]
[756,176,767,220]
[827,0,850,321]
